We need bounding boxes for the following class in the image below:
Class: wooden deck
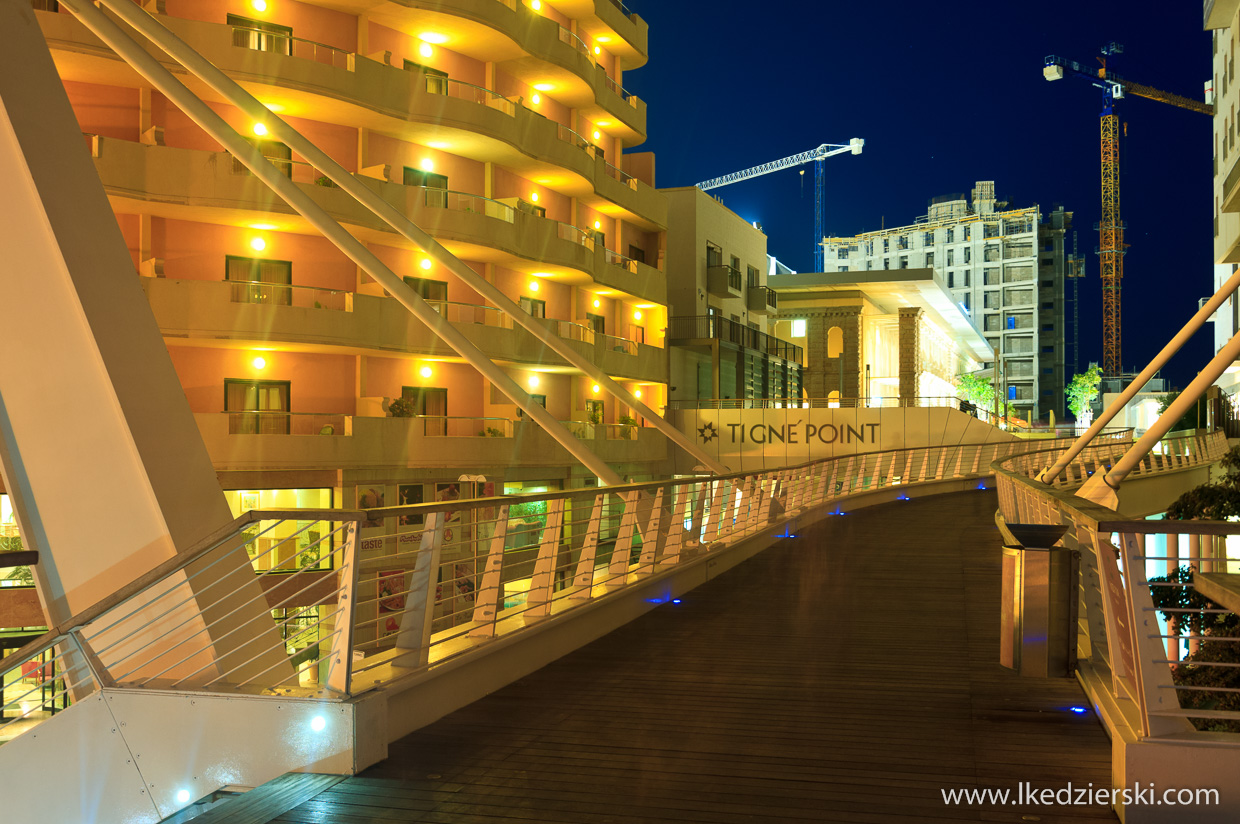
[265,491,1116,823]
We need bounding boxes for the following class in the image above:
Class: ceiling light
[592,130,601,140]
[529,280,540,292]
[634,389,642,399]
[592,384,600,393]
[418,32,450,44]
[252,356,267,369]
[633,310,642,320]
[528,374,540,389]
[250,0,267,12]
[597,35,611,43]
[593,220,601,230]
[249,222,276,231]
[249,236,266,252]
[534,83,554,92]
[420,366,433,378]
[593,298,601,308]
[593,45,601,55]
[532,0,542,8]
[420,158,434,172]
[252,122,267,136]
[420,258,433,270]
[419,43,434,58]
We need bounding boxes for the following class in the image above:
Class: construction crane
[695,139,864,270]
[1043,45,1213,377]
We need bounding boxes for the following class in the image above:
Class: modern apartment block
[818,182,1071,422]
[663,187,803,405]
[1208,0,1240,387]
[30,0,670,525]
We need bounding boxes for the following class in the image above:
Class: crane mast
[1044,47,1213,377]
[695,139,864,270]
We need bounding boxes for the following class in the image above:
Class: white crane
[695,139,864,270]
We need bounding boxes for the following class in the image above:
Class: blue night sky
[624,2,1214,389]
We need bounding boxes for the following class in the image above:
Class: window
[403,60,449,94]
[706,242,723,267]
[586,312,605,334]
[897,236,909,250]
[404,168,448,207]
[882,258,889,269]
[963,248,972,264]
[1043,368,1053,375]
[964,225,972,241]
[963,270,971,287]
[839,265,849,272]
[837,249,850,260]
[899,256,908,269]
[225,379,290,434]
[961,293,970,311]
[228,14,292,55]
[730,255,740,273]
[226,255,292,305]
[827,326,843,358]
[791,319,807,337]
[1008,386,1017,401]
[628,245,646,264]
[1006,316,1016,330]
[947,249,954,266]
[401,386,447,436]
[403,276,447,303]
[1042,346,1055,353]
[946,228,955,243]
[1041,324,1054,331]
[922,231,934,246]
[519,296,546,318]
[947,272,954,289]
[585,399,604,425]
[882,238,890,252]
[924,252,934,266]
[747,265,760,287]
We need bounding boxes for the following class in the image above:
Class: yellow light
[252,122,267,136]
[593,298,601,308]
[597,35,611,43]
[597,120,613,127]
[420,366,433,379]
[427,140,451,150]
[530,191,539,202]
[531,93,541,105]
[249,222,276,231]
[594,220,601,230]
[420,158,434,172]
[528,374,540,389]
[529,280,540,292]
[633,310,642,321]
[593,45,601,55]
[531,0,541,8]
[592,384,600,394]
[249,236,267,252]
[592,130,601,141]
[419,43,434,58]
[418,32,450,44]
[420,258,433,270]
[251,0,267,11]
[534,83,554,92]
[634,389,642,399]
[252,356,266,370]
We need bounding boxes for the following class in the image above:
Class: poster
[376,568,406,636]
[435,483,465,544]
[358,486,385,528]
[397,483,424,527]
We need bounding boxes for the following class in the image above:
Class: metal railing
[556,122,595,155]
[666,396,970,411]
[426,300,514,329]
[392,416,515,438]
[226,411,351,436]
[557,25,591,59]
[602,73,636,106]
[602,159,637,188]
[555,319,596,345]
[226,279,352,311]
[994,430,1240,740]
[405,185,516,222]
[430,77,516,115]
[667,315,803,362]
[603,248,639,272]
[0,432,1111,745]
[230,25,353,70]
[556,221,596,249]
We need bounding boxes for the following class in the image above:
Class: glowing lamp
[528,374,540,389]
[530,191,539,203]
[420,258,432,270]
[531,93,541,105]
[593,45,601,55]
[249,236,267,252]
[532,0,541,9]
[420,158,434,172]
[420,366,433,379]
[593,220,601,230]
[592,130,601,141]
[534,83,554,92]
[592,384,600,394]
[528,280,540,292]
[252,356,267,370]
[252,122,267,136]
[419,43,434,58]
[633,310,642,321]
[634,389,642,399]
[310,715,327,732]
[593,298,601,308]
[176,790,191,804]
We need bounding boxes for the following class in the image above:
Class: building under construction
[818,182,1073,422]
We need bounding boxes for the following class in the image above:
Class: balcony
[667,316,803,362]
[707,264,743,298]
[746,285,778,315]
[194,412,665,470]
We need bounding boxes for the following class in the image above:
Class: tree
[1156,391,1207,433]
[955,373,994,410]
[1065,364,1103,429]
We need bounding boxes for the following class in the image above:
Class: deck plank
[262,491,1114,823]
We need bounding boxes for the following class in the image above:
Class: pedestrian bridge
[2,430,1235,824]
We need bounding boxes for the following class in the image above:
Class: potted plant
[618,414,637,440]
[388,396,416,417]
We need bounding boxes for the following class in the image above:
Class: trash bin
[999,523,1079,678]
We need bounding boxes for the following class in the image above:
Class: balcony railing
[556,122,596,155]
[602,159,636,188]
[599,333,638,356]
[556,221,596,249]
[555,320,596,345]
[402,416,514,438]
[668,315,803,362]
[430,77,517,116]
[602,73,637,107]
[557,24,592,60]
[405,185,516,222]
[603,248,639,272]
[230,25,353,70]
[226,412,352,436]
[426,300,514,329]
[227,279,353,311]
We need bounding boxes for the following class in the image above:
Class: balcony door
[227,14,292,55]
[403,386,447,436]
[403,168,449,207]
[226,379,290,434]
[227,255,293,305]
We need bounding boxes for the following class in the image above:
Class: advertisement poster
[358,486,385,528]
[397,483,424,527]
[435,483,467,544]
[376,568,406,636]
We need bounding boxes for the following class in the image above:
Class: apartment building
[663,187,803,405]
[819,182,1071,422]
[29,0,670,524]
[1209,0,1240,391]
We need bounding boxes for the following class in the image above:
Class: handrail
[229,24,352,67]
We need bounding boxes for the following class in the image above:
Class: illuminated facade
[32,0,667,508]
[1209,0,1240,389]
[818,182,1071,421]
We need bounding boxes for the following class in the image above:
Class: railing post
[1164,531,1180,662]
[635,487,664,574]
[662,484,691,566]
[570,495,604,596]
[526,498,564,619]
[392,511,444,669]
[469,504,509,636]
[609,491,640,579]
[325,521,359,694]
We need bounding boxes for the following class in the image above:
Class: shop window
[226,255,292,305]
[225,379,290,434]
